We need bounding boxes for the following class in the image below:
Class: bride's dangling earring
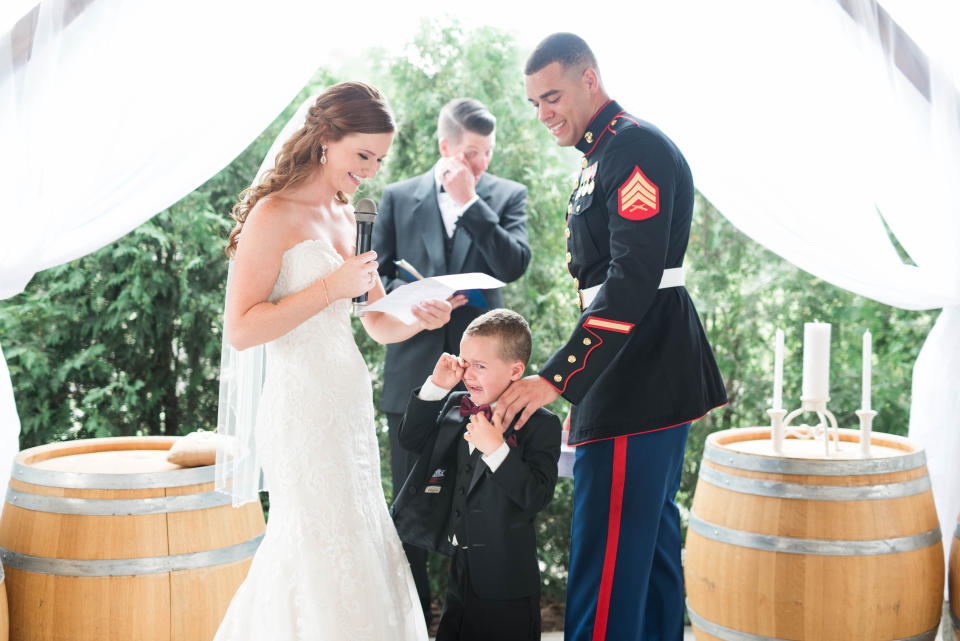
[320,144,327,165]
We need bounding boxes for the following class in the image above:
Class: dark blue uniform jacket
[539,100,727,445]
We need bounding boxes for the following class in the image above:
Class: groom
[374,97,530,624]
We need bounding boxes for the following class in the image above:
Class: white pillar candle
[773,329,784,410]
[862,330,872,410]
[801,322,831,401]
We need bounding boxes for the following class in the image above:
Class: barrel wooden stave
[0,503,170,559]
[170,560,253,641]
[165,481,263,555]
[4,571,169,641]
[0,579,8,641]
[685,428,943,641]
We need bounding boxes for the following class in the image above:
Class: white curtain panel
[0,0,332,485]
[587,0,960,576]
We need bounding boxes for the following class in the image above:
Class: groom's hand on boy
[430,353,464,389]
[465,413,504,455]
[494,375,560,430]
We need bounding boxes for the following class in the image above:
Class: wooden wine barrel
[0,436,264,641]
[951,512,959,641]
[684,427,942,641]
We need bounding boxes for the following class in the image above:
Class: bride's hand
[325,251,379,300]
[411,298,452,331]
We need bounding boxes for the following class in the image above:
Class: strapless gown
[214,239,427,640]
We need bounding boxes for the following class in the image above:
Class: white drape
[0,0,329,484]
[581,0,960,576]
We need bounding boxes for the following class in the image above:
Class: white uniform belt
[578,268,684,308]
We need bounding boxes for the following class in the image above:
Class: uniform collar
[575,99,623,156]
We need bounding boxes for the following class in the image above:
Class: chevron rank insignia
[618,166,659,220]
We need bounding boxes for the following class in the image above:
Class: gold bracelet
[318,278,330,308]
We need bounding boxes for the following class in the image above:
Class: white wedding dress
[214,238,427,641]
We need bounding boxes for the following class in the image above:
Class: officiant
[373,96,530,624]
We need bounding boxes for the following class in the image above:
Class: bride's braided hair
[226,81,395,257]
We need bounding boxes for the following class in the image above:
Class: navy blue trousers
[564,423,690,641]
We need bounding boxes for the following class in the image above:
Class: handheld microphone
[352,197,378,316]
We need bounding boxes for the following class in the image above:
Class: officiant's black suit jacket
[373,170,529,414]
[390,390,561,599]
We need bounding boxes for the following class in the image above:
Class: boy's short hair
[463,309,532,366]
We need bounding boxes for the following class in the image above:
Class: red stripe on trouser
[591,436,628,641]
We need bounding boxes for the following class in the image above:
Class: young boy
[390,309,562,641]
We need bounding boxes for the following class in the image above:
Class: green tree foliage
[0,19,937,610]
[0,203,231,447]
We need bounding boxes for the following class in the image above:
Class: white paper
[364,272,505,324]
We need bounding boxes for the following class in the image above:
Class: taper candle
[862,330,872,410]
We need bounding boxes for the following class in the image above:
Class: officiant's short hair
[464,309,531,366]
[437,98,496,144]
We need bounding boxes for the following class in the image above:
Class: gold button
[583,338,592,346]
[576,205,581,212]
[581,158,588,168]
[565,228,571,238]
[566,252,572,263]
[611,119,618,126]
[567,355,576,363]
[554,374,563,383]
[584,131,593,144]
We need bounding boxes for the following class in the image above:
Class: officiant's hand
[411,298,452,331]
[493,375,561,430]
[465,412,504,455]
[439,153,476,206]
[326,251,379,300]
[447,293,469,309]
[430,352,464,389]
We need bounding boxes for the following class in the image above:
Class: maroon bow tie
[459,396,492,421]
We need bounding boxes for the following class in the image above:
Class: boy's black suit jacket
[390,390,561,599]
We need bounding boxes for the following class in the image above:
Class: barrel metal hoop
[688,512,942,556]
[5,486,232,515]
[0,533,263,576]
[12,461,215,489]
[703,443,926,476]
[686,601,938,641]
[698,464,932,501]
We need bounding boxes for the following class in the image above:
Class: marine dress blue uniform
[537,100,727,641]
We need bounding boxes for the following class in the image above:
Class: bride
[213,82,446,640]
